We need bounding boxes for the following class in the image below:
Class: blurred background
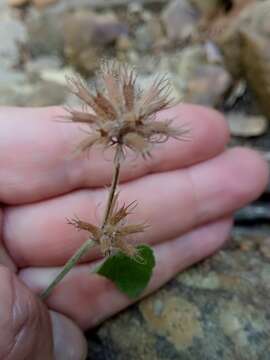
[1,0,270,358]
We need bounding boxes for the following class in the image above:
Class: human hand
[0,105,268,359]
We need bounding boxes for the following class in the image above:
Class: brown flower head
[68,193,148,260]
[65,60,188,159]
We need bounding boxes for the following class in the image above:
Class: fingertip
[50,311,87,360]
[185,104,230,148]
[169,103,230,163]
[226,147,269,203]
[189,146,269,223]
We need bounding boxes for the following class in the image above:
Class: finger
[0,209,16,271]
[20,217,233,330]
[0,265,53,359]
[0,265,87,360]
[0,105,229,204]
[5,147,268,267]
[50,311,87,360]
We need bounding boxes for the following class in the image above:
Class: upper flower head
[65,60,188,159]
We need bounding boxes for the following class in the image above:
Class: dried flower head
[64,60,188,159]
[68,193,148,260]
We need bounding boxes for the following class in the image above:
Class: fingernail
[50,311,87,360]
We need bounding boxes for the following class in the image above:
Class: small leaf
[96,245,155,299]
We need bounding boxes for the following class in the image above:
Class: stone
[63,10,128,74]
[24,56,71,86]
[10,0,58,9]
[161,0,200,42]
[227,113,268,137]
[141,295,203,350]
[262,152,270,195]
[202,0,255,46]
[25,55,62,73]
[138,73,181,103]
[33,0,58,7]
[0,78,67,106]
[175,45,231,106]
[217,1,270,118]
[8,0,29,6]
[204,41,223,64]
[45,0,169,12]
[0,0,9,8]
[0,68,27,86]
[191,0,222,18]
[184,64,231,106]
[259,238,270,260]
[26,12,65,58]
[0,69,27,105]
[39,68,72,86]
[0,11,27,69]
[27,80,68,106]
[235,204,270,223]
[241,29,270,120]
[116,35,132,52]
[25,55,72,86]
[134,16,164,51]
[87,227,270,359]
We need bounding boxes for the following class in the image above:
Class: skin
[0,104,268,359]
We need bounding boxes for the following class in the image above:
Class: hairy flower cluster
[65,61,187,159]
[68,193,147,259]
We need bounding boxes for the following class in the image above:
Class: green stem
[41,145,122,300]
[40,238,95,300]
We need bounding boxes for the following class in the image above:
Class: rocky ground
[1,0,270,358]
[86,227,270,360]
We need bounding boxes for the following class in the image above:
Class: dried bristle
[67,75,110,122]
[67,218,101,239]
[110,200,138,226]
[114,237,146,264]
[123,132,149,153]
[76,132,101,153]
[114,237,138,257]
[118,223,148,236]
[107,191,120,222]
[100,60,123,112]
[138,75,173,118]
[65,108,98,124]
[171,125,191,141]
[93,90,117,121]
[121,64,136,112]
[66,75,93,107]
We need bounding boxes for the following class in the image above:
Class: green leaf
[96,245,155,299]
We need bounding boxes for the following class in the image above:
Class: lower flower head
[68,194,148,259]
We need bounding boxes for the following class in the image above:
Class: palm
[0,105,267,357]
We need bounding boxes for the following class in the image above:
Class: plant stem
[41,145,122,300]
[101,145,121,228]
[40,238,95,300]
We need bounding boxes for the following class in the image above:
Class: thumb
[50,311,88,360]
[0,266,87,360]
